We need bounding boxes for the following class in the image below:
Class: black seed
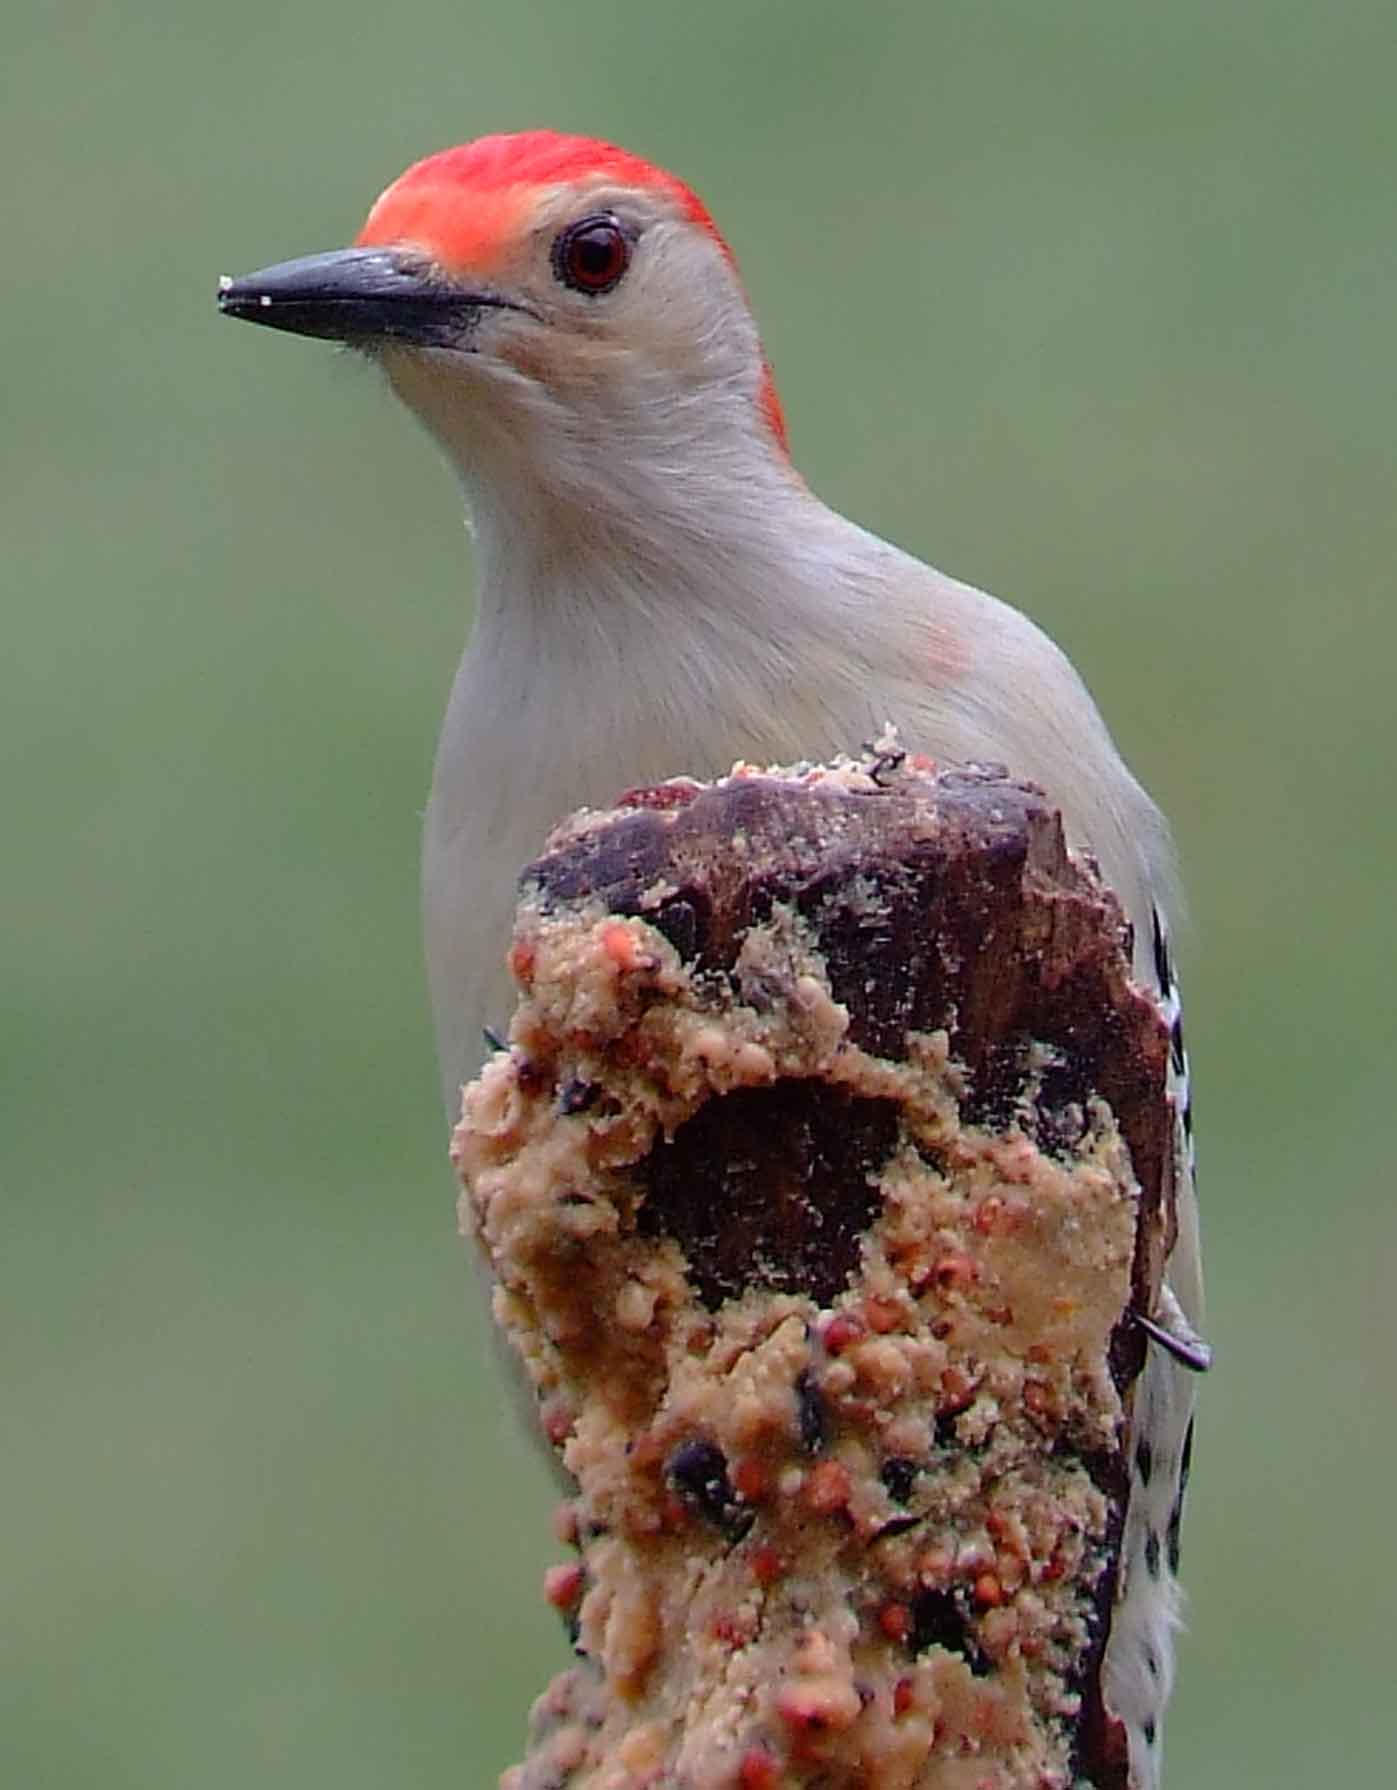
[516,1056,548,1094]
[1145,1530,1162,1578]
[1144,1719,1158,1746]
[908,1590,992,1676]
[1136,1439,1154,1486]
[915,1139,950,1177]
[796,1370,827,1454]
[880,1457,920,1503]
[482,1025,507,1052]
[1171,1015,1186,1074]
[1145,1647,1159,1680]
[873,1513,924,1542]
[727,1508,757,1543]
[558,1077,599,1115]
[650,896,700,960]
[1179,1418,1195,1492]
[666,1439,735,1529]
[1183,1100,1194,1140]
[934,1410,961,1449]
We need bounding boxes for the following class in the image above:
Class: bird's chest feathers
[440,586,885,852]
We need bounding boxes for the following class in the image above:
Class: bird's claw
[1131,1287,1213,1373]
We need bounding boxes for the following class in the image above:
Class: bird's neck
[463,436,828,661]
[437,430,907,812]
[386,344,825,645]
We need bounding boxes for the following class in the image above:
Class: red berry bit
[802,1459,852,1517]
[616,779,702,811]
[774,1679,860,1743]
[819,1310,866,1355]
[599,919,653,973]
[732,1454,769,1503]
[711,1610,756,1648]
[938,1364,975,1411]
[877,1599,912,1643]
[541,1399,575,1446]
[1023,1380,1057,1422]
[543,1562,584,1611]
[737,1745,781,1789]
[750,1543,784,1588]
[862,1293,904,1334]
[932,1252,978,1291]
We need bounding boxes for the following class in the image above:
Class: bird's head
[219,131,788,513]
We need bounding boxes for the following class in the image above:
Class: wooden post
[453,755,1175,1790]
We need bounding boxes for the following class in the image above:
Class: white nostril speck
[259,294,272,307]
[217,274,233,292]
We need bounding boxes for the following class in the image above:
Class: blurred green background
[5,1,1394,1784]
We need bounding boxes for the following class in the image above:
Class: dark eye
[552,215,630,295]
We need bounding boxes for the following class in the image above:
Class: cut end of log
[452,755,1174,1790]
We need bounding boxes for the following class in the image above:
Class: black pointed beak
[216,246,520,347]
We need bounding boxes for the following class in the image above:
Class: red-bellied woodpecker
[219,129,1207,1787]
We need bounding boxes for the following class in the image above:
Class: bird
[218,128,1206,1787]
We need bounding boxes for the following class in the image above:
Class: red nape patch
[758,358,789,454]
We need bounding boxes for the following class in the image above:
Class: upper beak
[216,246,518,347]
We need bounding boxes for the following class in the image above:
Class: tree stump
[453,755,1174,1790]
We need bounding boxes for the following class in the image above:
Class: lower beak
[216,246,513,347]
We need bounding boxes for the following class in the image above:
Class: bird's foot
[1132,1285,1213,1373]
